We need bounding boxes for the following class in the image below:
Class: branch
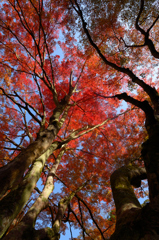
[115,92,156,127]
[0,87,42,125]
[48,204,54,228]
[121,0,159,59]
[14,91,43,119]
[1,147,21,151]
[69,205,94,240]
[2,0,58,97]
[68,220,73,239]
[135,0,146,35]
[72,0,159,108]
[69,70,74,95]
[54,174,102,238]
[95,91,156,127]
[20,109,34,143]
[69,59,87,97]
[121,37,146,48]
[0,19,40,65]
[52,178,93,235]
[78,199,85,240]
[61,108,139,144]
[5,136,24,149]
[75,195,106,240]
[134,0,159,58]
[33,75,46,131]
[29,0,58,94]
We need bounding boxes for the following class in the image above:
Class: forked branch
[121,0,159,59]
[71,0,159,110]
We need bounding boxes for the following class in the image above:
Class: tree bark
[2,147,66,240]
[110,164,159,240]
[0,104,66,199]
[0,142,59,238]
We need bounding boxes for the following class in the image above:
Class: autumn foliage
[0,0,159,239]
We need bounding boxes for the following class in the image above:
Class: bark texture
[110,165,159,240]
[0,142,59,238]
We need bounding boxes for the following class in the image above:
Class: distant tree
[0,0,158,239]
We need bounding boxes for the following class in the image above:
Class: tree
[0,0,159,239]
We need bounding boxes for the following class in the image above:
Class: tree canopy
[0,0,159,239]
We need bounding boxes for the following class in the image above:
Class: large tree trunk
[2,147,66,240]
[0,102,68,199]
[110,124,159,240]
[0,102,70,238]
[0,142,60,238]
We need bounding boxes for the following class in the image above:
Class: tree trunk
[0,104,66,199]
[2,147,67,240]
[0,142,59,238]
[110,127,159,240]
